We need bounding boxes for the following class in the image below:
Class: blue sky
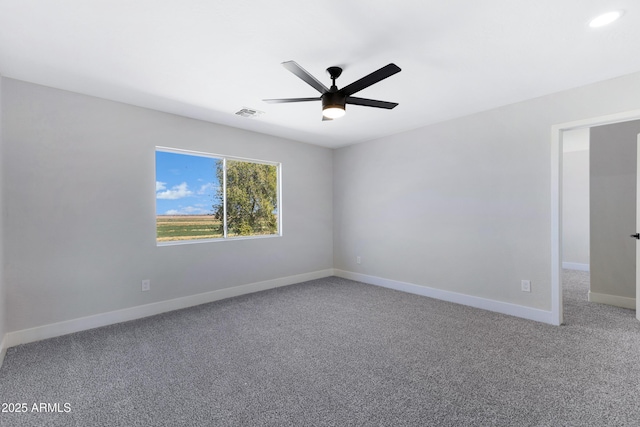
[155,150,221,215]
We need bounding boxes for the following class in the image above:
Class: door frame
[637,133,640,321]
[551,108,640,325]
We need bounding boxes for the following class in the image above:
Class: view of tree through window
[155,149,279,243]
[216,160,279,237]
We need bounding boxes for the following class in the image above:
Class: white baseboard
[334,269,555,325]
[562,262,590,272]
[0,334,7,369]
[588,291,636,309]
[5,269,335,349]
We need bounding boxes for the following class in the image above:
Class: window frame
[155,146,282,246]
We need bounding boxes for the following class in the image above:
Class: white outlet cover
[521,280,531,292]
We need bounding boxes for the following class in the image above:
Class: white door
[636,133,640,321]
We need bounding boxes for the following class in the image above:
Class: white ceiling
[1,1,640,148]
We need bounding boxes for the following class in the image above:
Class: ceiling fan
[264,61,401,120]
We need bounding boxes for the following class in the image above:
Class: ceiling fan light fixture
[323,105,346,119]
[322,90,346,119]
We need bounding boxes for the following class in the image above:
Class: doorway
[552,109,640,325]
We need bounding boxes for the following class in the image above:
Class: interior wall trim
[4,269,335,349]
[588,291,636,309]
[335,269,554,325]
[0,335,7,369]
[562,262,590,272]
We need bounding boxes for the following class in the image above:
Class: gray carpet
[0,271,639,426]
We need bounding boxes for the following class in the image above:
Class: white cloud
[182,206,207,214]
[156,181,167,191]
[156,182,193,200]
[164,206,210,215]
[197,182,217,195]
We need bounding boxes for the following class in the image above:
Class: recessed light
[588,10,624,28]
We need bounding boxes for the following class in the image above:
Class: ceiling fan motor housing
[322,90,346,111]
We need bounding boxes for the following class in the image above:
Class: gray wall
[334,71,640,312]
[562,136,590,267]
[589,120,640,300]
[2,78,334,332]
[4,71,640,336]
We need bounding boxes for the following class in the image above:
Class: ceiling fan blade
[322,116,333,121]
[341,63,401,96]
[346,96,398,109]
[282,61,329,94]
[263,97,321,104]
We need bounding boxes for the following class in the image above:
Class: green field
[157,215,279,241]
[156,215,223,241]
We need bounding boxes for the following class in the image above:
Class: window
[155,147,280,244]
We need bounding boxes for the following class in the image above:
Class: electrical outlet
[521,280,531,292]
[141,279,151,292]
[356,256,361,264]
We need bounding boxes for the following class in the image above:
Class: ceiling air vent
[235,107,264,118]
